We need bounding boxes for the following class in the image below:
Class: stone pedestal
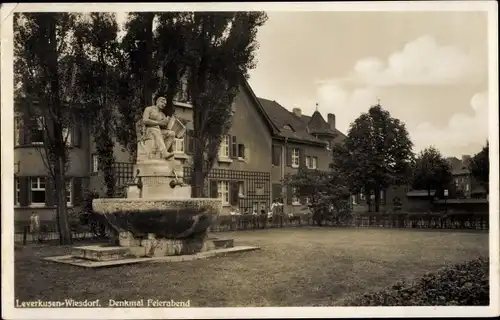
[133,159,191,199]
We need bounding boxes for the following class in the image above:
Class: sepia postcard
[1,1,499,319]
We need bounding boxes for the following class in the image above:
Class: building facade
[13,78,348,222]
[446,155,487,199]
[257,98,346,214]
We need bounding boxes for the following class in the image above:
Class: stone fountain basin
[92,197,222,240]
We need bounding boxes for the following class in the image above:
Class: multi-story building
[446,155,487,199]
[13,78,347,223]
[257,99,346,214]
[13,103,91,223]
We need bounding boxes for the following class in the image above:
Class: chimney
[327,113,336,130]
[292,107,302,117]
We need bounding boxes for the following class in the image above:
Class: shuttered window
[30,177,46,205]
[219,135,230,158]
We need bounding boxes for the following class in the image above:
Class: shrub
[344,257,489,306]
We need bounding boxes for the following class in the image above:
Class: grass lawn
[14,227,488,307]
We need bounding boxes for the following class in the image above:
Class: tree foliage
[284,168,351,225]
[114,12,268,196]
[73,13,121,197]
[411,146,453,200]
[331,104,414,212]
[14,12,124,242]
[470,141,489,195]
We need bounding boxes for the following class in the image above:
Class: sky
[115,10,490,158]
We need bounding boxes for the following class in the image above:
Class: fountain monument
[45,97,259,267]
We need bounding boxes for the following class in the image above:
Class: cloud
[314,34,488,157]
[316,82,379,134]
[411,91,489,156]
[345,35,482,86]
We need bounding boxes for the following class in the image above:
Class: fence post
[23,226,29,245]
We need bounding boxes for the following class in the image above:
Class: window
[292,148,300,167]
[30,177,46,205]
[455,178,459,187]
[219,135,230,158]
[14,116,20,146]
[91,154,99,173]
[360,192,365,200]
[237,144,245,159]
[311,157,318,169]
[30,116,44,145]
[292,187,300,205]
[66,179,72,206]
[326,141,331,151]
[306,156,311,168]
[217,180,229,205]
[62,127,72,146]
[283,124,293,131]
[351,194,357,205]
[15,178,20,205]
[173,138,185,154]
[238,181,245,197]
[465,183,470,192]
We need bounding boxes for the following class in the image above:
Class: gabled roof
[446,157,470,175]
[239,77,280,136]
[257,98,326,145]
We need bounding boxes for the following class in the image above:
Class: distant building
[446,155,487,199]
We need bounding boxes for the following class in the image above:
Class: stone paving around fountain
[44,244,260,268]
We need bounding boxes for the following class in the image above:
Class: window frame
[291,148,300,168]
[217,180,230,206]
[66,179,73,206]
[62,127,72,146]
[30,116,45,145]
[30,177,46,206]
[91,154,99,174]
[325,141,331,151]
[15,177,20,206]
[173,137,185,154]
[291,186,301,205]
[219,135,230,158]
[14,116,20,146]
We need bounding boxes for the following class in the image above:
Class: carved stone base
[139,176,190,198]
[134,159,184,177]
[132,159,190,199]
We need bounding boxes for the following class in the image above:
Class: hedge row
[344,257,489,306]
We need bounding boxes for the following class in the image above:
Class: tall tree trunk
[367,191,372,212]
[374,187,380,213]
[142,13,155,107]
[44,14,71,245]
[191,136,205,198]
[55,156,72,244]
